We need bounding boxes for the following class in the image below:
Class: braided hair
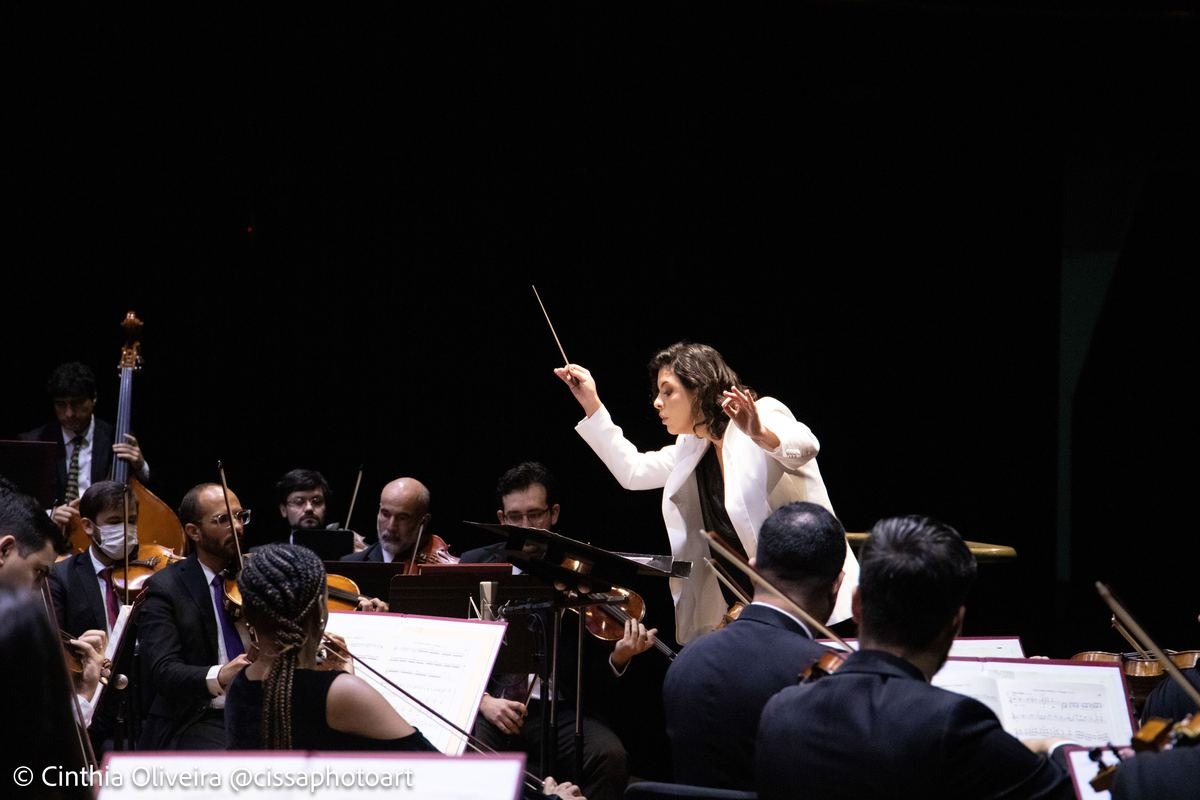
[237,543,327,749]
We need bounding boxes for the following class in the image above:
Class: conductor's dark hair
[0,475,68,556]
[46,362,97,399]
[496,462,557,508]
[756,502,845,595]
[274,469,332,506]
[858,515,977,649]
[237,543,326,749]
[648,342,754,440]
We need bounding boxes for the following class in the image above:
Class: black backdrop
[4,3,1198,743]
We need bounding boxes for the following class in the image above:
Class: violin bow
[216,461,246,573]
[344,465,364,532]
[1096,581,1200,709]
[122,485,132,605]
[705,531,856,653]
[320,635,549,795]
[703,557,752,606]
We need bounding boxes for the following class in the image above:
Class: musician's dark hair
[858,515,977,649]
[756,502,845,599]
[80,480,130,522]
[275,469,332,507]
[495,462,557,508]
[46,361,97,399]
[0,475,68,555]
[237,543,326,749]
[648,342,754,440]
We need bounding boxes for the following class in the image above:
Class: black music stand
[463,522,685,784]
[388,571,560,775]
[0,439,61,507]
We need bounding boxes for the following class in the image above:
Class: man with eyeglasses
[271,468,366,553]
[462,462,650,800]
[19,362,151,530]
[137,482,254,749]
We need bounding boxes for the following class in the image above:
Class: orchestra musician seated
[756,515,1076,799]
[339,476,445,566]
[663,501,845,790]
[136,483,255,749]
[270,468,366,553]
[49,480,141,751]
[0,477,109,729]
[225,543,586,800]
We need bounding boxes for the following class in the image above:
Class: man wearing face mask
[48,480,138,637]
[47,479,135,753]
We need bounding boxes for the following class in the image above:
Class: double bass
[65,312,186,569]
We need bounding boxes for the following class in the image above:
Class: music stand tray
[462,521,687,593]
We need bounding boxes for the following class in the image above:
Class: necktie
[100,567,119,630]
[65,435,84,502]
[210,574,245,660]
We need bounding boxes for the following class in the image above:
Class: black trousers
[474,702,628,800]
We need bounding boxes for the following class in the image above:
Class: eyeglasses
[210,509,252,527]
[502,508,550,525]
[285,496,326,509]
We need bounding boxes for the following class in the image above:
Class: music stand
[388,571,560,775]
[0,439,61,507]
[463,522,684,783]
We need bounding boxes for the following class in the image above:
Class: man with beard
[340,477,435,565]
[137,483,253,749]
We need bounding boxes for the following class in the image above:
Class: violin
[577,586,678,661]
[715,600,746,630]
[402,532,460,575]
[110,543,185,596]
[324,572,371,612]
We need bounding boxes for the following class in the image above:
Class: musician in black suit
[48,480,140,753]
[462,462,648,800]
[1111,745,1200,799]
[137,483,252,750]
[756,515,1075,800]
[662,501,844,790]
[339,476,432,563]
[18,362,148,529]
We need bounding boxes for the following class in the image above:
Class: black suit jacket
[19,418,116,501]
[1112,745,1200,800]
[756,649,1074,800]
[136,555,224,749]
[339,541,387,562]
[662,603,828,790]
[48,550,109,637]
[1140,667,1200,724]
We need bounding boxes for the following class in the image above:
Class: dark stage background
[4,2,1198,777]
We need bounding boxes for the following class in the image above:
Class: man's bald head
[376,478,432,559]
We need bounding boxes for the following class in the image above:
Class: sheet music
[815,637,1025,658]
[90,604,134,712]
[98,752,525,800]
[324,612,506,755]
[932,658,1133,747]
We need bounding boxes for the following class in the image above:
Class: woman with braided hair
[224,543,435,751]
[224,545,588,798]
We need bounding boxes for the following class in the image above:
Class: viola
[324,573,370,612]
[577,585,677,661]
[1071,649,1198,709]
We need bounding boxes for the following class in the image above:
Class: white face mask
[92,522,138,560]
